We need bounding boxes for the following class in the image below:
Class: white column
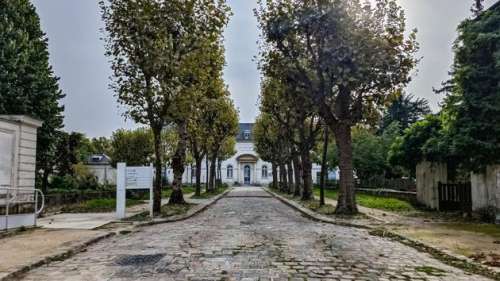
[253,164,256,184]
[116,163,126,219]
[237,162,240,183]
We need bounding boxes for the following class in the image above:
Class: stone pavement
[21,187,490,281]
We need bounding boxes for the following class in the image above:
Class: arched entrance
[236,154,258,185]
[244,165,251,185]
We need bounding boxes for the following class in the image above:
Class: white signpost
[116,163,154,219]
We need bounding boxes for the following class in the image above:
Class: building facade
[166,123,323,186]
[85,154,117,185]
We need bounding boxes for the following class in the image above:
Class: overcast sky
[31,0,496,138]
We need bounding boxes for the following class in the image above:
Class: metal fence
[356,176,416,191]
[438,182,472,212]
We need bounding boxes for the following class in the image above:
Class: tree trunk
[208,149,217,192]
[319,126,329,206]
[287,161,294,194]
[205,157,209,191]
[41,168,50,194]
[293,155,302,197]
[279,163,287,192]
[301,150,313,201]
[272,163,278,189]
[195,157,202,197]
[152,126,164,213]
[217,158,222,183]
[169,122,187,205]
[333,123,357,214]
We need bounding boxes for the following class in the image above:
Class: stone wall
[471,165,500,212]
[416,161,447,210]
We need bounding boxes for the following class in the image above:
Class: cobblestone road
[23,187,489,281]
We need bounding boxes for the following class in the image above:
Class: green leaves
[0,0,65,189]
[437,4,500,171]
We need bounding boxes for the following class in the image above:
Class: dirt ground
[0,228,108,278]
[320,196,500,269]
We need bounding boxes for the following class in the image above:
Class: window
[227,165,233,179]
[243,130,250,140]
[262,165,268,179]
[91,156,102,162]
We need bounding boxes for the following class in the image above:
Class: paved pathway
[22,187,489,280]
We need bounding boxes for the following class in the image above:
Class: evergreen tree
[0,0,65,192]
[380,93,431,133]
[439,2,500,171]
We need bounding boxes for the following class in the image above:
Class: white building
[85,154,116,185]
[166,123,324,186]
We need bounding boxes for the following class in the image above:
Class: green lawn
[61,198,144,213]
[313,187,415,212]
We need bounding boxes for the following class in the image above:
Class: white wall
[416,161,447,210]
[87,165,117,185]
[471,165,500,211]
[0,116,41,191]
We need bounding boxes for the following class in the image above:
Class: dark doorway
[244,165,251,185]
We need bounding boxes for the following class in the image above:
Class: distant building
[166,123,325,186]
[85,154,116,185]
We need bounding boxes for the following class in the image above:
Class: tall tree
[254,113,284,190]
[100,0,230,211]
[110,128,154,167]
[438,2,500,172]
[257,0,418,214]
[205,96,239,192]
[380,93,431,133]
[0,0,65,193]
[471,0,485,16]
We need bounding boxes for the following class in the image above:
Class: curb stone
[0,189,232,280]
[263,188,369,229]
[0,232,116,281]
[264,187,500,281]
[136,188,232,227]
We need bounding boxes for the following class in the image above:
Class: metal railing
[0,186,44,230]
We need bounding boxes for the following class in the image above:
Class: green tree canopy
[388,114,449,175]
[256,0,418,214]
[438,3,500,171]
[110,128,154,167]
[0,0,65,191]
[380,93,431,133]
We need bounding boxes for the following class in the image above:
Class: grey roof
[86,154,112,165]
[236,123,254,142]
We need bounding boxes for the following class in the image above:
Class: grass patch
[190,185,229,199]
[161,203,195,217]
[442,223,500,239]
[162,185,196,198]
[314,188,415,212]
[302,200,336,215]
[61,198,143,213]
[415,266,447,276]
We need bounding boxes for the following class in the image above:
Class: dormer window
[91,156,102,162]
[243,130,250,140]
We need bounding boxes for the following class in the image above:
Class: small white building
[0,115,43,230]
[85,154,116,185]
[166,123,322,186]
